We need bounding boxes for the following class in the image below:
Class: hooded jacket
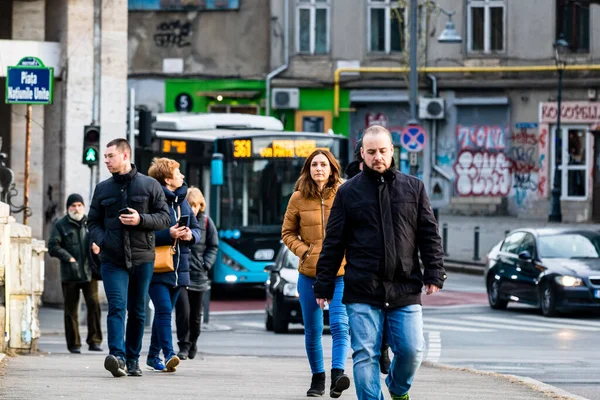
[188,212,219,291]
[48,215,92,283]
[313,165,446,308]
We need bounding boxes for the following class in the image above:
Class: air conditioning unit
[419,97,445,119]
[272,88,300,109]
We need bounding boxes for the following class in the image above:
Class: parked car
[265,244,329,333]
[486,228,600,317]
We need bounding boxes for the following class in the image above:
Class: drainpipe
[428,74,438,180]
[266,0,289,117]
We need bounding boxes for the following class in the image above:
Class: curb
[443,261,486,276]
[423,361,590,400]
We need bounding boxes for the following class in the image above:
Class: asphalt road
[34,272,600,400]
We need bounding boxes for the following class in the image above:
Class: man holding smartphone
[88,138,170,378]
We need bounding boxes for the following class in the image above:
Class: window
[368,0,404,53]
[556,0,590,53]
[538,233,600,259]
[500,232,526,254]
[551,127,590,200]
[467,0,505,53]
[518,234,537,258]
[296,0,330,54]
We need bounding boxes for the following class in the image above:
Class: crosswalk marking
[424,317,551,332]
[514,314,600,328]
[423,323,493,333]
[425,331,441,362]
[462,315,600,332]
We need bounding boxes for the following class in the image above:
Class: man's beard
[68,210,85,221]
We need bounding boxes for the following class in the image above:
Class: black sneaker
[68,347,81,354]
[104,355,126,377]
[307,372,326,397]
[330,369,350,398]
[177,350,188,360]
[188,343,197,360]
[89,343,103,352]
[126,359,143,377]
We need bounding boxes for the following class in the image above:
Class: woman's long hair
[294,149,343,200]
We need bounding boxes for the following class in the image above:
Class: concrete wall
[128,0,270,78]
[128,78,166,113]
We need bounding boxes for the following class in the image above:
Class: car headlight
[221,254,248,272]
[283,282,299,297]
[554,275,583,287]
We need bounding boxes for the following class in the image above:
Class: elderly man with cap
[48,193,103,354]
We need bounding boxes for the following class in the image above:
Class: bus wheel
[265,313,274,331]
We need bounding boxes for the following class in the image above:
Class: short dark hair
[106,138,131,155]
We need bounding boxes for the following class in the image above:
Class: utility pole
[91,0,102,202]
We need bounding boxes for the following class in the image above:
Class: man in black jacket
[314,125,446,400]
[48,193,103,354]
[88,138,170,378]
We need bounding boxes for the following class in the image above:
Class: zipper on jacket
[173,202,180,287]
[320,196,326,239]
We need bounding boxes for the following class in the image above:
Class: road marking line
[425,331,441,362]
[462,315,600,331]
[423,324,493,333]
[515,314,600,327]
[424,317,552,332]
[210,310,265,316]
[237,322,267,329]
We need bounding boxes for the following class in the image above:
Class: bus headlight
[554,276,583,287]
[283,282,299,297]
[222,254,248,272]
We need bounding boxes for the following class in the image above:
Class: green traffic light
[85,147,97,162]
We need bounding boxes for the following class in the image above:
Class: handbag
[154,205,180,273]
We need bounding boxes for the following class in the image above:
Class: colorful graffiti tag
[454,125,510,197]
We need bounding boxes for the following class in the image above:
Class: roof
[508,227,600,237]
[155,129,347,142]
[154,112,284,132]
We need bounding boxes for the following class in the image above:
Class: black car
[265,244,329,333]
[486,228,600,317]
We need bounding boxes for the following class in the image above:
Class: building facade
[268,0,600,222]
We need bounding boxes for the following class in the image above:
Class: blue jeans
[346,303,424,400]
[101,262,154,362]
[148,283,181,361]
[297,274,350,374]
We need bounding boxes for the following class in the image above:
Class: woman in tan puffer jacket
[282,149,350,398]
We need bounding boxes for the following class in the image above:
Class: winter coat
[281,187,345,278]
[313,165,446,308]
[152,185,201,287]
[48,215,92,283]
[189,212,219,291]
[87,165,171,270]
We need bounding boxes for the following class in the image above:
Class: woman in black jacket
[175,187,219,360]
[146,158,201,373]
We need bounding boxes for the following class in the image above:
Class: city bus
[135,113,349,288]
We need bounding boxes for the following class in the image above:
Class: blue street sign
[5,57,54,105]
[515,122,538,129]
[400,125,427,152]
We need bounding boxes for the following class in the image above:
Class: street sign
[5,57,54,105]
[400,125,427,152]
[175,93,193,112]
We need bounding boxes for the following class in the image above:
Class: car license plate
[595,290,600,299]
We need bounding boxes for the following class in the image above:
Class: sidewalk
[0,307,589,400]
[438,214,600,268]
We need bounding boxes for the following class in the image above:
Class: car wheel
[272,299,289,334]
[487,277,508,310]
[540,281,559,318]
[265,312,274,331]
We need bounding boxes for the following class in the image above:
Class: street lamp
[548,35,569,223]
[437,10,462,43]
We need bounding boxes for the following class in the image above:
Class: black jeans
[175,287,205,352]
[62,280,103,350]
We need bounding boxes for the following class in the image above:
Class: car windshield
[283,250,300,270]
[538,233,600,259]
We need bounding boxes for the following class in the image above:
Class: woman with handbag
[281,149,351,398]
[146,157,201,373]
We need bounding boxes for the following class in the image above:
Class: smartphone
[178,215,190,227]
[118,208,132,215]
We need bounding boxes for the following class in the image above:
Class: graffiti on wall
[454,125,511,197]
[154,20,192,48]
[508,123,546,208]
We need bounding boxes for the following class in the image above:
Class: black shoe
[188,343,197,360]
[88,343,103,352]
[177,351,188,360]
[307,372,326,397]
[68,347,81,354]
[330,369,350,398]
[380,347,391,375]
[104,355,126,377]
[126,359,143,377]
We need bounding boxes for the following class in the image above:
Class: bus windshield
[220,158,304,230]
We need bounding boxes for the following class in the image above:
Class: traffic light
[138,108,155,149]
[82,125,100,166]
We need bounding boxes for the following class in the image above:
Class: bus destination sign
[233,138,332,159]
